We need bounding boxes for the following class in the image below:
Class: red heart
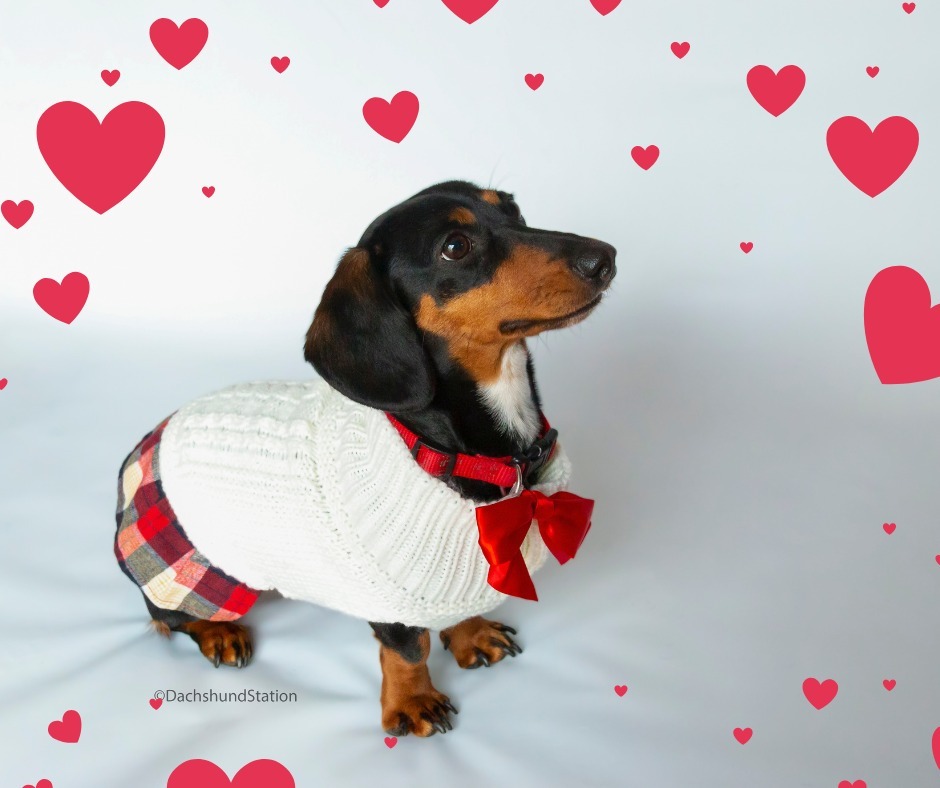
[271,56,290,74]
[34,272,90,324]
[932,726,940,769]
[202,186,215,198]
[883,679,896,691]
[363,91,419,143]
[614,685,628,696]
[384,736,398,748]
[733,727,752,744]
[802,677,838,710]
[0,378,7,390]
[740,242,753,254]
[47,709,82,743]
[374,0,391,6]
[866,66,879,78]
[101,69,120,86]
[671,42,690,59]
[150,18,208,70]
[590,0,622,15]
[37,101,165,214]
[23,781,52,788]
[167,758,294,788]
[864,266,940,384]
[935,555,940,566]
[903,2,915,13]
[883,522,896,534]
[631,145,660,170]
[838,782,867,788]
[747,65,805,116]
[827,116,918,197]
[441,0,499,24]
[2,199,34,228]
[150,698,163,709]
[525,73,544,90]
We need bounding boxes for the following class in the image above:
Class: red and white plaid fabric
[114,417,259,621]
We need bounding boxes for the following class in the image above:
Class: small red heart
[631,145,659,170]
[525,73,544,90]
[866,66,879,78]
[363,91,419,143]
[23,780,52,788]
[590,0,622,15]
[671,42,690,59]
[865,266,940,384]
[883,522,896,534]
[883,679,896,691]
[935,555,940,566]
[384,736,398,748]
[271,56,290,73]
[202,186,215,198]
[47,709,81,743]
[802,677,838,710]
[2,199,33,229]
[614,685,628,696]
[101,69,120,86]
[441,0,499,24]
[167,758,294,788]
[374,0,391,6]
[150,698,163,709]
[903,2,915,13]
[740,242,753,254]
[34,272,90,324]
[932,726,940,769]
[838,781,867,788]
[150,18,208,70]
[0,378,7,390]
[733,727,752,744]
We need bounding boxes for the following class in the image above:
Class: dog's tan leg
[371,623,456,736]
[440,616,522,669]
[176,620,253,668]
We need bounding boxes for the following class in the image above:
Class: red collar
[385,413,558,491]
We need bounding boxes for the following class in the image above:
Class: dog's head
[305,180,616,412]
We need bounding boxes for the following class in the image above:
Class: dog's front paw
[180,621,253,668]
[383,690,457,737]
[440,616,522,669]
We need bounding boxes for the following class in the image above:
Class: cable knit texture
[157,380,572,629]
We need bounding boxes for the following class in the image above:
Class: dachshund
[114,180,616,737]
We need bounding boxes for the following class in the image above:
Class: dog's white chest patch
[477,343,540,443]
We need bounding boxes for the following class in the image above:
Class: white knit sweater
[157,380,572,629]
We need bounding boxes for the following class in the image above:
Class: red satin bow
[475,489,594,601]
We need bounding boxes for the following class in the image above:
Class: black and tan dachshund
[119,180,616,736]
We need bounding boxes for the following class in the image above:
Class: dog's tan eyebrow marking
[448,207,477,225]
[480,189,501,205]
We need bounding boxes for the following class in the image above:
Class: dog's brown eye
[441,233,472,261]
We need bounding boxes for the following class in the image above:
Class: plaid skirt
[114,417,260,622]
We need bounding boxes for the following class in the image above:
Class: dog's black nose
[572,242,616,284]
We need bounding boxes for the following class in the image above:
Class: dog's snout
[571,242,616,284]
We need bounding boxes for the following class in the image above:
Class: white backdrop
[2,1,939,787]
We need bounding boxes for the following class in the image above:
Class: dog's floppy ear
[304,248,435,412]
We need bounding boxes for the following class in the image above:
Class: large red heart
[37,101,165,214]
[150,18,208,69]
[167,759,294,788]
[441,0,499,23]
[827,116,918,197]
[34,272,90,324]
[838,782,867,788]
[47,709,81,742]
[2,199,33,228]
[865,266,940,384]
[746,65,805,116]
[590,0,622,14]
[24,781,52,788]
[362,91,419,143]
[802,677,838,710]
